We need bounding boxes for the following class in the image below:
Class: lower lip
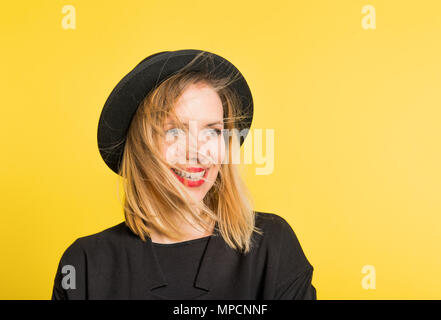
[170,168,209,187]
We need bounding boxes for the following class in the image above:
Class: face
[160,82,226,203]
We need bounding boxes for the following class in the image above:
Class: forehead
[168,83,223,123]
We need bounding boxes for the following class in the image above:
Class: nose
[186,128,200,165]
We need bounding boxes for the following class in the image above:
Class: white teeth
[172,168,206,181]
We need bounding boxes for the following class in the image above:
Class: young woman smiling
[52,49,317,300]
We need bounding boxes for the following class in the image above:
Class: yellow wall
[1,0,440,299]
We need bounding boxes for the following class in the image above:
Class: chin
[187,188,209,203]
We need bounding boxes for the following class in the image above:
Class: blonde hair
[119,52,262,254]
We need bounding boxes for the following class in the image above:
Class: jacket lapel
[144,222,222,294]
[193,225,222,291]
[143,237,168,291]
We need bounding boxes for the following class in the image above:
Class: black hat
[97,49,254,176]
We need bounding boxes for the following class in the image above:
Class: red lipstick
[170,167,209,187]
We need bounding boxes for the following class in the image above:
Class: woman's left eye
[204,128,222,136]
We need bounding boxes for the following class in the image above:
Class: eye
[165,127,185,140]
[166,128,178,135]
[203,128,222,137]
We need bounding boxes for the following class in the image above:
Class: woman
[52,49,317,300]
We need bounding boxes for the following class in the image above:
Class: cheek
[209,164,221,181]
[161,139,186,165]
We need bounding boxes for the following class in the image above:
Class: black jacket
[51,211,316,300]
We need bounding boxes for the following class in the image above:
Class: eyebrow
[165,120,224,127]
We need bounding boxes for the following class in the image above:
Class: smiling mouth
[171,167,207,181]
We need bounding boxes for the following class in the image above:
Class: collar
[142,224,222,293]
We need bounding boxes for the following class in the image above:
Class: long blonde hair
[119,52,262,254]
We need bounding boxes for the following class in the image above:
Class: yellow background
[1,0,440,299]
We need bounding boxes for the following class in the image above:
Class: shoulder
[253,211,313,267]
[77,221,136,245]
[59,222,138,261]
[53,222,136,300]
[252,210,300,250]
[255,211,290,226]
[254,211,294,237]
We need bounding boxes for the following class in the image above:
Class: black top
[51,211,317,300]
[151,236,211,299]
